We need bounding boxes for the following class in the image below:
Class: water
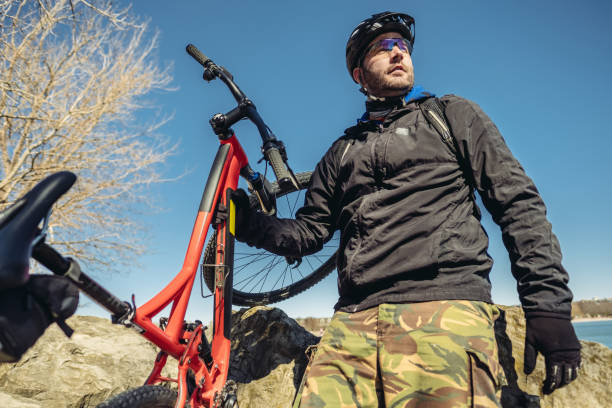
[573,320,612,349]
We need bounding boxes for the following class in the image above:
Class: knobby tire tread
[96,385,183,408]
[202,171,337,306]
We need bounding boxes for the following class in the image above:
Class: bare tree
[0,0,176,273]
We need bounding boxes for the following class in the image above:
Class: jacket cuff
[524,310,572,320]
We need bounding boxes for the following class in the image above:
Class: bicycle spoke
[276,262,290,290]
[234,252,273,263]
[234,254,276,287]
[232,240,337,293]
[203,173,337,305]
[292,190,303,215]
[233,252,279,287]
[254,256,286,293]
[304,256,315,273]
[247,254,282,292]
[234,252,271,273]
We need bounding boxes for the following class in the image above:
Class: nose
[390,46,404,61]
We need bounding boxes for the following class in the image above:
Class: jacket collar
[358,85,434,124]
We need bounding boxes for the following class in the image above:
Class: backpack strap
[419,97,481,219]
[419,97,456,153]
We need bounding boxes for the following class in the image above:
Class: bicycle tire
[96,385,184,408]
[202,171,338,306]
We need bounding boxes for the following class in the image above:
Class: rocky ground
[0,306,609,407]
[571,298,612,319]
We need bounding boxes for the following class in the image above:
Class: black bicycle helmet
[346,11,415,82]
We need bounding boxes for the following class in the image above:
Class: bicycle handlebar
[0,171,132,322]
[266,146,293,190]
[32,241,132,322]
[0,171,75,288]
[186,44,299,192]
[186,44,245,103]
[186,44,212,68]
[31,241,70,275]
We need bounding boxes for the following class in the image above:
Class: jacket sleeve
[443,95,573,318]
[236,140,342,257]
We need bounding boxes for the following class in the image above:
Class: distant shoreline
[572,317,612,323]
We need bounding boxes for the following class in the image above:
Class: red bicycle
[0,44,336,408]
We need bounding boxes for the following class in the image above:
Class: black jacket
[240,95,573,317]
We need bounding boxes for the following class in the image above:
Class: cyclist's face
[352,32,414,98]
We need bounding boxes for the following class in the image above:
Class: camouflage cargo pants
[293,300,506,408]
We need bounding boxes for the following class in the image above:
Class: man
[232,11,581,407]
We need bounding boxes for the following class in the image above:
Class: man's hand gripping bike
[0,45,337,408]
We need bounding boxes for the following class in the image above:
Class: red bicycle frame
[131,133,248,408]
[24,44,296,408]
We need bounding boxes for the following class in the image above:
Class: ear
[352,67,363,85]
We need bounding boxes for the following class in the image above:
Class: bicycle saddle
[0,172,76,289]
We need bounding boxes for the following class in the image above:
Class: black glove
[524,316,581,394]
[0,275,79,362]
[213,189,251,240]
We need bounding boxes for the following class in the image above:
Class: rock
[294,317,332,336]
[0,315,175,408]
[571,298,612,319]
[495,306,612,408]
[229,307,319,408]
[0,306,610,407]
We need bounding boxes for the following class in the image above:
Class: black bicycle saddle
[0,172,76,289]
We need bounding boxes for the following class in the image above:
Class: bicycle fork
[140,142,242,407]
[165,188,237,408]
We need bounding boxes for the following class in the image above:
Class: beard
[362,66,414,97]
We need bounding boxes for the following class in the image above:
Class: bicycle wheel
[202,171,338,306]
[96,385,182,408]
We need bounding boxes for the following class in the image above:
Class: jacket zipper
[374,123,384,190]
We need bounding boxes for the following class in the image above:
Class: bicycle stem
[187,43,300,193]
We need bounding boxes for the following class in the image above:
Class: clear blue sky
[78,1,612,320]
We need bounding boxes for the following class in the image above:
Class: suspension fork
[134,134,246,407]
[213,188,234,346]
[196,141,243,407]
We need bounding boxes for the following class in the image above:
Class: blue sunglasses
[366,37,413,56]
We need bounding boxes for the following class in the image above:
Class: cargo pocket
[466,349,505,408]
[292,344,318,408]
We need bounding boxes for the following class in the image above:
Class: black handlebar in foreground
[0,172,76,288]
[32,242,132,323]
[0,171,132,324]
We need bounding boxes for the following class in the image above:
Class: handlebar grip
[186,44,212,68]
[32,242,70,275]
[33,243,131,319]
[267,148,292,189]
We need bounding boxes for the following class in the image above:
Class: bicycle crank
[213,380,239,408]
[223,394,238,408]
